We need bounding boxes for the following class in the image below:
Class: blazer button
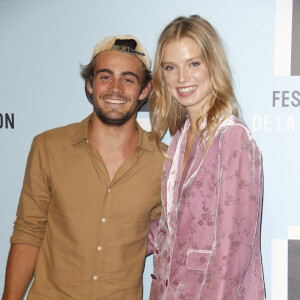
[151,274,157,280]
[155,249,159,255]
[165,280,168,287]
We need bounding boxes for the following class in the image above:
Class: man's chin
[95,111,134,126]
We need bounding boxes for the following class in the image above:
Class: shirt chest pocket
[186,249,212,271]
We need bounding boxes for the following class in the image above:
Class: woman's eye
[164,65,175,71]
[190,61,200,67]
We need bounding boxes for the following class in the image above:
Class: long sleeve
[147,218,160,255]
[199,125,264,299]
[10,135,51,247]
[147,200,162,255]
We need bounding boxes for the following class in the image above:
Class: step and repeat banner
[1,0,299,298]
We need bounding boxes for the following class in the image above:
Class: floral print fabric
[150,115,265,300]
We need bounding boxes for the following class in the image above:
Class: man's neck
[88,112,138,150]
[88,112,139,181]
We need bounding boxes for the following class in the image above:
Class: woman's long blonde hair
[150,15,239,150]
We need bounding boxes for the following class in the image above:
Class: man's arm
[2,244,39,300]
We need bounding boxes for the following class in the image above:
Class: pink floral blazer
[149,115,265,300]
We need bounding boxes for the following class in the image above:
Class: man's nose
[109,79,123,94]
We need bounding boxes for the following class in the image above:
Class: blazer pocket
[186,249,212,271]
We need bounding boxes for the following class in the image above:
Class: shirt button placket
[93,187,110,285]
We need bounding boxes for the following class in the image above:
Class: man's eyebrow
[121,71,139,81]
[95,68,113,76]
[94,69,139,81]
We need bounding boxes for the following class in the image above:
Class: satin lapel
[181,117,217,192]
[166,119,190,238]
[182,129,208,192]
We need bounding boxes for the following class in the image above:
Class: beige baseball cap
[90,34,151,70]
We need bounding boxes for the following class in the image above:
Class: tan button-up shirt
[11,115,165,300]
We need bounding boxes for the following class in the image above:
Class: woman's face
[161,37,211,116]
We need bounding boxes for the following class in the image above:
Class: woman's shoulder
[216,115,261,152]
[217,115,251,136]
[220,114,247,127]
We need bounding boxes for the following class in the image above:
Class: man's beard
[93,94,139,126]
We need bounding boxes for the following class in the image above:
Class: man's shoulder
[38,122,79,141]
[42,122,79,135]
[36,116,89,144]
[149,135,168,153]
[142,129,168,154]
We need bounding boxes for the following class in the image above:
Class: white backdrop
[1,0,299,299]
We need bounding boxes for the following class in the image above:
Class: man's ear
[86,79,93,94]
[138,82,151,100]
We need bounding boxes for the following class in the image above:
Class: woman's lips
[176,85,197,97]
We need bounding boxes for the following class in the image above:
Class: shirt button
[108,188,111,193]
[93,275,98,280]
[97,246,102,251]
[86,139,89,144]
[101,218,106,223]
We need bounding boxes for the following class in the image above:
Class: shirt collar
[71,114,153,152]
[71,114,92,145]
[136,121,153,152]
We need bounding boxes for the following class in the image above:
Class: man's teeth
[104,99,126,104]
[178,86,197,93]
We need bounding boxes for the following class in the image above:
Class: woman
[149,15,265,299]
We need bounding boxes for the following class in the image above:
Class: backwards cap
[90,34,151,70]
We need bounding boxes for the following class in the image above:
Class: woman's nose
[178,68,189,83]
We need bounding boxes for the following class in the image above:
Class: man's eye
[100,75,110,80]
[124,78,134,83]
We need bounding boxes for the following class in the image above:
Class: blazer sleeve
[147,200,162,255]
[10,134,51,248]
[199,124,263,299]
[146,218,160,256]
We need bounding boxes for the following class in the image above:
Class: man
[2,35,165,300]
